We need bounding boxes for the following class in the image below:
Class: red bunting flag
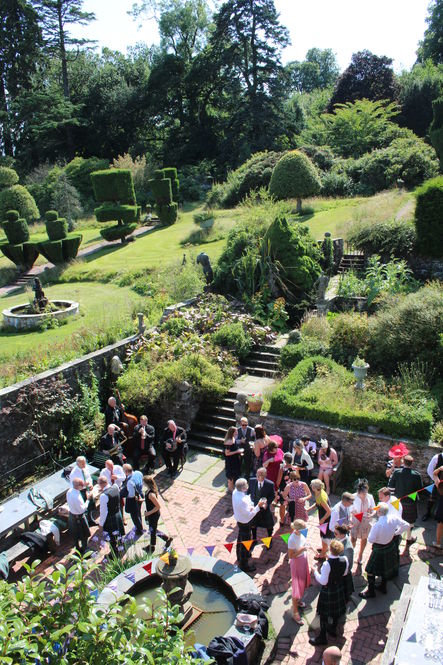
[224,543,234,554]
[143,562,152,575]
[354,512,364,523]
[242,540,254,552]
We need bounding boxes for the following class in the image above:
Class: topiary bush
[99,224,137,242]
[91,169,138,242]
[95,203,138,224]
[148,170,178,225]
[269,150,321,212]
[46,217,68,241]
[2,211,29,244]
[280,339,329,371]
[0,166,19,189]
[38,234,83,264]
[414,176,443,257]
[0,209,39,268]
[163,167,179,202]
[430,96,443,171]
[212,322,253,361]
[0,184,40,221]
[45,210,58,222]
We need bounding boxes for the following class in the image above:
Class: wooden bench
[91,450,110,477]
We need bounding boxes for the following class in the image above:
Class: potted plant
[193,209,215,230]
[352,356,369,389]
[246,392,264,413]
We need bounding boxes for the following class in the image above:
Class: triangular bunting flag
[205,545,216,557]
[242,540,254,552]
[143,562,152,575]
[300,528,308,537]
[107,582,118,591]
[125,572,136,583]
[391,499,400,511]
[408,492,417,501]
[261,537,272,549]
[159,552,170,565]
[373,504,380,510]
[424,484,434,494]
[354,512,364,523]
[319,523,328,535]
[224,542,234,554]
[187,547,195,556]
[406,632,417,643]
[90,589,99,600]
[337,517,346,526]
[280,533,290,544]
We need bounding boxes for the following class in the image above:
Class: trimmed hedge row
[279,340,329,371]
[414,176,443,258]
[91,169,136,204]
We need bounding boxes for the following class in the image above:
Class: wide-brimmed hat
[320,438,329,449]
[388,442,410,459]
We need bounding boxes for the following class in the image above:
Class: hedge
[156,202,178,226]
[46,218,68,241]
[38,234,83,263]
[150,178,172,206]
[414,176,443,257]
[94,204,138,224]
[163,167,179,203]
[91,169,136,204]
[279,340,329,371]
[2,217,30,244]
[100,223,137,242]
[0,241,39,268]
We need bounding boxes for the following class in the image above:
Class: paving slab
[197,462,227,491]
[184,451,219,475]
[176,468,200,484]
[232,374,276,395]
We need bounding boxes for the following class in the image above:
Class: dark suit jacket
[162,426,187,455]
[248,478,275,529]
[235,426,256,456]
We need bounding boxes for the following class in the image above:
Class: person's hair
[284,452,293,462]
[107,424,116,432]
[76,456,86,464]
[341,492,354,503]
[267,441,278,452]
[108,396,116,405]
[355,478,369,493]
[255,425,266,439]
[240,417,248,424]
[105,459,114,468]
[235,478,248,491]
[300,435,309,442]
[404,455,413,467]
[123,463,133,473]
[292,519,306,531]
[293,439,302,450]
[168,419,176,428]
[289,469,300,481]
[140,414,148,421]
[329,539,344,556]
[378,503,389,517]
[72,478,84,489]
[225,426,237,442]
[311,478,325,492]
[97,475,108,485]
[257,467,267,477]
[143,475,158,496]
[323,645,342,665]
[335,524,349,536]
[379,486,390,497]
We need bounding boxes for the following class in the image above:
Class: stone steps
[338,253,365,274]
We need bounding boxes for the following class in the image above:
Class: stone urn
[352,360,369,390]
[156,554,193,626]
[247,394,263,413]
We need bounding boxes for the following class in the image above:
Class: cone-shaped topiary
[148,169,178,225]
[269,150,321,213]
[0,209,39,268]
[91,169,138,242]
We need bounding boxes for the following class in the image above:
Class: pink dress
[288,482,308,521]
[263,447,284,488]
[288,532,311,599]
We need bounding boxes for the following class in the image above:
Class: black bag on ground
[207,636,248,665]
[236,593,269,639]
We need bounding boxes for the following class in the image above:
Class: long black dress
[224,440,241,481]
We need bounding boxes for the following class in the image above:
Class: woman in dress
[307,478,333,560]
[292,439,314,484]
[262,440,284,489]
[350,478,375,565]
[317,439,338,494]
[288,519,311,624]
[224,426,242,492]
[282,470,312,523]
[252,425,270,475]
[143,475,172,553]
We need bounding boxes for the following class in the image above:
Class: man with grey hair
[232,478,266,572]
[359,502,409,599]
[322,645,342,665]
[66,478,90,554]
[69,456,96,526]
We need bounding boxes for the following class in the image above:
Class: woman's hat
[320,438,329,449]
[388,442,410,458]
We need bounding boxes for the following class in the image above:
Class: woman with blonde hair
[224,426,242,492]
[307,478,333,560]
[282,469,311,522]
[288,518,311,624]
[143,475,172,553]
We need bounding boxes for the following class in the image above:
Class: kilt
[366,539,399,580]
[401,499,417,525]
[68,513,90,541]
[103,511,124,537]
[317,582,347,619]
[436,494,443,523]
[343,572,355,601]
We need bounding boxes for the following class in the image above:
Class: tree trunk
[296,198,302,214]
[0,75,14,156]
[57,0,74,158]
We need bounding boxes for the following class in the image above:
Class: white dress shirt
[386,496,403,517]
[69,464,93,488]
[38,519,61,545]
[329,501,352,533]
[314,554,349,585]
[288,532,306,557]
[368,514,409,545]
[101,465,125,488]
[66,488,87,515]
[232,489,260,524]
[427,453,441,481]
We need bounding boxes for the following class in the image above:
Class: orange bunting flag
[261,537,272,549]
[224,543,234,554]
[353,512,364,523]
[408,492,417,501]
[159,552,170,565]
[242,540,254,552]
[373,505,380,511]
[391,499,401,511]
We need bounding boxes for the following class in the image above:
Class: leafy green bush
[46,217,68,240]
[347,218,417,260]
[0,184,39,221]
[0,166,19,189]
[300,315,331,343]
[280,339,329,371]
[430,96,443,170]
[91,169,136,204]
[414,176,443,257]
[269,150,321,209]
[212,322,253,360]
[45,209,58,222]
[65,156,109,207]
[157,202,178,226]
[329,312,370,367]
[149,170,178,225]
[321,168,355,197]
[163,167,179,202]
[150,178,172,205]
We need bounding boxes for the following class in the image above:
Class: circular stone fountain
[2,278,79,330]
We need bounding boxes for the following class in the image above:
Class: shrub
[2,215,29,244]
[329,312,370,367]
[163,167,179,202]
[0,184,39,221]
[300,314,331,343]
[269,150,321,211]
[65,156,109,207]
[430,96,443,170]
[280,339,329,371]
[157,202,178,226]
[414,176,443,257]
[38,234,83,263]
[46,217,68,240]
[91,169,136,204]
[149,170,178,225]
[347,218,417,261]
[321,233,334,275]
[26,164,63,214]
[45,209,58,222]
[0,241,39,268]
[0,166,19,189]
[301,145,335,171]
[150,178,172,205]
[321,169,355,197]
[94,204,138,224]
[100,224,137,242]
[212,322,253,360]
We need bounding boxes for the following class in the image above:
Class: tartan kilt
[103,511,124,537]
[401,500,417,525]
[68,513,90,541]
[317,582,347,619]
[344,572,355,601]
[366,539,399,580]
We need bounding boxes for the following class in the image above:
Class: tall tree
[286,48,339,93]
[397,61,443,137]
[0,0,43,156]
[417,0,443,64]
[327,50,398,112]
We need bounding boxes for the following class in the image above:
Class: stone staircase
[241,344,280,378]
[338,253,365,274]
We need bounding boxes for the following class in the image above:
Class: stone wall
[409,256,443,281]
[240,410,439,480]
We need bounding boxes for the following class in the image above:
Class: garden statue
[32,278,49,311]
[137,312,146,336]
[196,252,213,284]
[315,272,329,302]
[110,355,124,376]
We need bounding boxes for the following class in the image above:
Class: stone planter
[352,362,369,390]
[2,300,79,330]
[247,399,263,413]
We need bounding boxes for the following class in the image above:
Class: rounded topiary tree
[37,209,82,264]
[414,176,443,257]
[0,167,39,221]
[91,169,138,242]
[148,169,178,225]
[269,150,321,212]
[0,209,39,268]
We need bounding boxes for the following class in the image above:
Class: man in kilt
[359,503,408,599]
[309,539,349,646]
[388,455,422,548]
[97,475,125,556]
[334,524,355,602]
[66,478,91,554]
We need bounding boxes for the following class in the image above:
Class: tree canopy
[417,0,443,64]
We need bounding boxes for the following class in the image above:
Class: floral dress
[288,481,308,521]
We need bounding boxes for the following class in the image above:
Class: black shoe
[240,564,256,573]
[309,634,327,646]
[359,589,376,599]
[88,519,98,527]
[375,584,387,594]
[164,537,173,550]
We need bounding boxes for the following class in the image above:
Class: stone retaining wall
[241,410,439,480]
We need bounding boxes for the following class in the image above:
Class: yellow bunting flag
[408,492,417,501]
[242,540,254,552]
[261,537,272,549]
[159,552,170,565]
[391,499,401,511]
